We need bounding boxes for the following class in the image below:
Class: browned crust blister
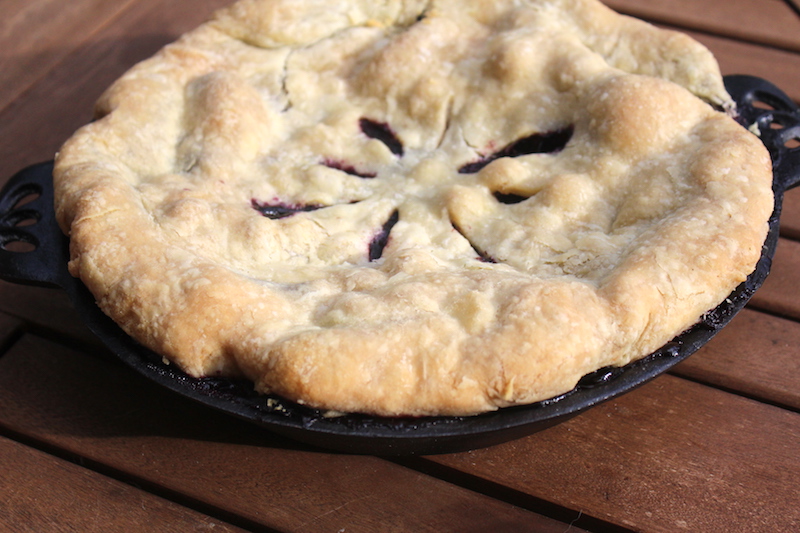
[53,0,773,416]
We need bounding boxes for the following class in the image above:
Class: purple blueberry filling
[251,198,323,219]
[322,158,377,178]
[493,192,529,204]
[360,118,404,156]
[250,118,557,263]
[458,125,574,174]
[452,222,497,263]
[369,210,400,261]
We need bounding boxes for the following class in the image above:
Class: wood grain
[0,313,22,357]
[0,435,247,533]
[0,335,580,533]
[749,237,800,320]
[604,0,800,52]
[0,0,135,113]
[672,308,800,410]
[688,30,800,103]
[430,375,800,533]
[0,283,106,351]
[777,188,800,241]
[0,0,232,183]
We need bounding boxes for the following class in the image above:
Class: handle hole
[752,100,775,111]
[0,229,38,253]
[12,191,41,209]
[14,217,38,228]
[1,209,41,229]
[2,240,37,253]
[786,137,800,150]
[749,90,792,113]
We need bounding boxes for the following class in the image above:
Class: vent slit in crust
[369,210,400,261]
[459,126,574,174]
[493,192,529,204]
[360,118,404,156]
[322,158,377,178]
[251,199,324,219]
[452,222,498,263]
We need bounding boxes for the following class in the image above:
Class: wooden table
[1,1,799,531]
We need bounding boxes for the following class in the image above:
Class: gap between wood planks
[389,456,636,533]
[661,20,800,59]
[0,327,777,533]
[668,369,799,415]
[0,314,25,361]
[0,436,250,533]
[0,422,281,533]
[605,0,800,55]
[0,413,594,533]
[786,0,800,18]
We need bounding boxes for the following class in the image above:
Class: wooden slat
[0,335,581,533]
[0,313,22,355]
[672,308,800,410]
[0,0,136,113]
[603,0,800,52]
[430,375,800,533]
[749,237,800,320]
[0,282,105,351]
[688,31,800,104]
[777,189,800,241]
[0,0,232,183]
[0,435,246,533]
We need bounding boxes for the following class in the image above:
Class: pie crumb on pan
[53,0,774,416]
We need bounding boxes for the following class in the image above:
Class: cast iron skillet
[1,75,798,455]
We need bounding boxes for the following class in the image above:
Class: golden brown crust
[54,0,773,416]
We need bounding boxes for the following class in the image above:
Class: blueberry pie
[53,0,774,416]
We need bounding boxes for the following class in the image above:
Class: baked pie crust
[53,0,773,416]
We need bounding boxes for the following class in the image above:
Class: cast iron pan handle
[0,161,69,288]
[725,75,800,193]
